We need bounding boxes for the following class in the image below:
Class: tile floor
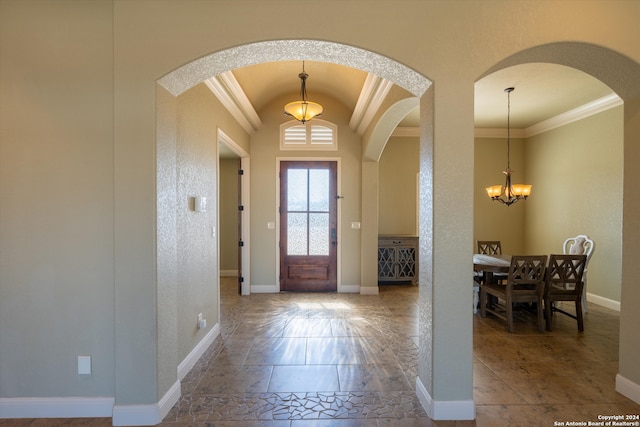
[2,277,639,427]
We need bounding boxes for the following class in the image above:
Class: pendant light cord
[505,87,514,170]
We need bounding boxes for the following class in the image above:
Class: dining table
[473,253,511,284]
[472,254,511,314]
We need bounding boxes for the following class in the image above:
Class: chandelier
[284,61,323,123]
[485,87,532,206]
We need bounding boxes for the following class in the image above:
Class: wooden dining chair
[476,240,507,284]
[477,241,502,255]
[480,255,547,333]
[544,254,588,332]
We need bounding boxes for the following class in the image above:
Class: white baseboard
[112,380,180,426]
[0,323,220,425]
[616,374,640,405]
[0,396,115,419]
[220,270,238,277]
[251,284,279,293]
[177,323,220,381]
[416,377,475,420]
[587,292,620,312]
[339,285,360,293]
[113,323,220,426]
[360,286,379,295]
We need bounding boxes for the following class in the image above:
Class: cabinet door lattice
[377,236,418,285]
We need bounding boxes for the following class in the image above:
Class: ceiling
[218,61,614,157]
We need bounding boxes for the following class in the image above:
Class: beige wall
[249,93,362,289]
[525,106,623,302]
[474,106,623,303]
[474,137,527,254]
[379,137,420,235]
[0,0,116,398]
[2,0,640,419]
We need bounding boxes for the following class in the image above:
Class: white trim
[112,380,180,426]
[616,374,640,405]
[586,292,621,312]
[360,286,379,295]
[340,285,360,293]
[416,377,475,420]
[525,93,622,137]
[475,93,622,139]
[205,75,261,135]
[251,284,279,293]
[474,127,526,139]
[177,323,220,381]
[220,269,239,277]
[0,396,114,419]
[350,74,394,135]
[280,120,338,151]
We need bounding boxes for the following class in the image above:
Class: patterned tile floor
[2,278,639,426]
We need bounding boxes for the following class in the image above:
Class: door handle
[331,228,337,245]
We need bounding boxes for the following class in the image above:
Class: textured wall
[249,93,363,290]
[3,0,640,415]
[379,137,419,235]
[525,107,623,302]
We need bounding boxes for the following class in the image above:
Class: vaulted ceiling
[215,60,615,157]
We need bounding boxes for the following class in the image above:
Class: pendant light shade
[284,62,323,123]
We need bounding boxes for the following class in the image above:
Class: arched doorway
[475,42,640,406]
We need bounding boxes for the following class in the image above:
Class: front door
[280,161,337,292]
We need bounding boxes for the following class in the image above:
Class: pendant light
[284,61,323,123]
[486,87,532,206]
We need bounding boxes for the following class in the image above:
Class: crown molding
[474,128,526,139]
[205,72,262,135]
[524,93,622,137]
[350,73,394,135]
[475,93,622,139]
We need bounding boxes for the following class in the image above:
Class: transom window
[280,119,337,151]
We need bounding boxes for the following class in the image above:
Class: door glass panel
[309,213,329,255]
[287,169,308,211]
[309,169,329,211]
[287,213,307,255]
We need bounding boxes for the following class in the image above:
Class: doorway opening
[279,160,338,292]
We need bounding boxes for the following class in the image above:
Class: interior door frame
[276,156,341,292]
[218,129,251,295]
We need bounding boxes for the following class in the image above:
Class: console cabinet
[377,235,419,285]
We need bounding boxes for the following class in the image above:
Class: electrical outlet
[78,355,92,375]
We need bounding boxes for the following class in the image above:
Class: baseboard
[112,380,180,426]
[0,322,220,425]
[339,285,360,293]
[177,323,220,380]
[220,270,238,277]
[587,292,620,312]
[0,396,114,419]
[251,284,279,293]
[360,286,379,295]
[113,322,220,426]
[416,377,475,420]
[616,374,640,405]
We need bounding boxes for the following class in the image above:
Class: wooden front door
[280,161,337,292]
